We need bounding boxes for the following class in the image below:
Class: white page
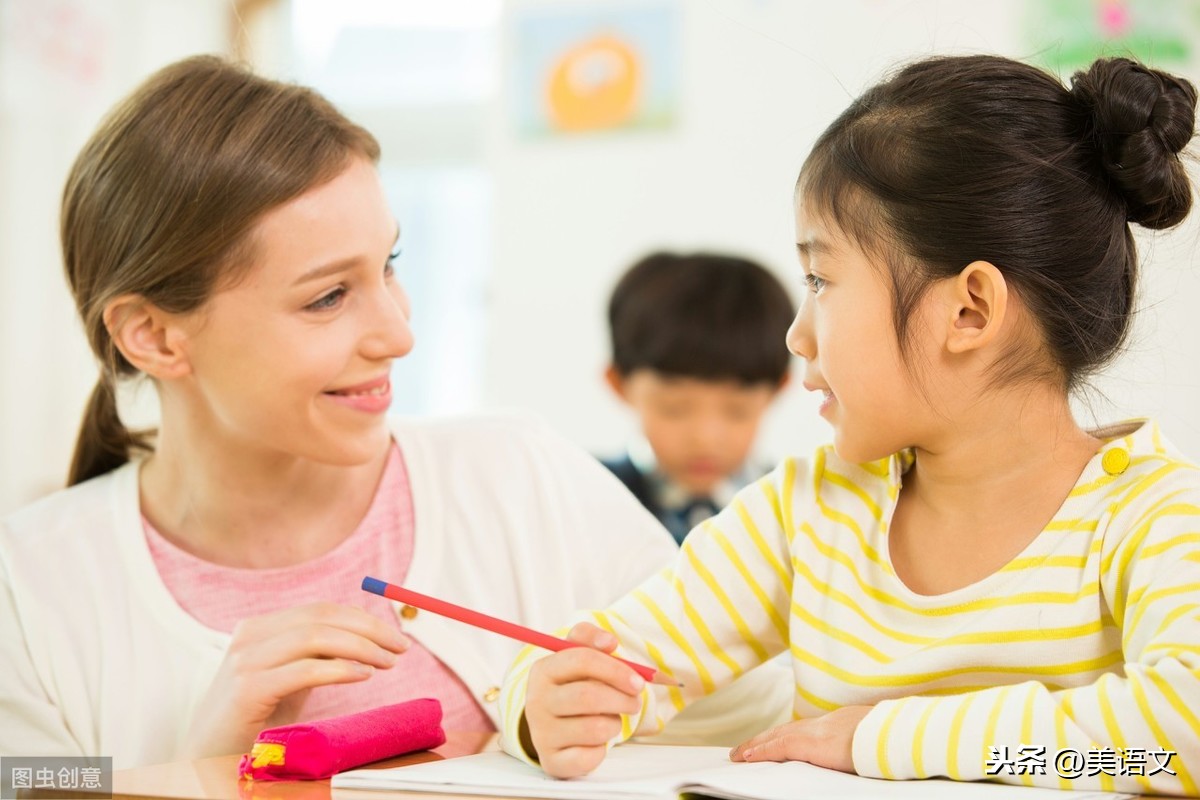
[332,744,1133,800]
[333,745,732,800]
[677,759,1132,800]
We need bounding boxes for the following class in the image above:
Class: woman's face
[174,156,413,466]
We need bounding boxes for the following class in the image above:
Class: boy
[602,251,794,544]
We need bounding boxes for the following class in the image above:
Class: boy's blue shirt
[600,438,770,545]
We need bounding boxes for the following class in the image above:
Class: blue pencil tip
[362,576,387,595]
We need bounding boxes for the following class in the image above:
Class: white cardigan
[0,414,789,767]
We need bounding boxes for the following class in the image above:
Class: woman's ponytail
[67,375,153,487]
[59,55,379,487]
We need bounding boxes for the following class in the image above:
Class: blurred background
[2,0,1200,515]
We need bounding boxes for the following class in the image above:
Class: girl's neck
[902,383,1104,525]
[138,417,391,570]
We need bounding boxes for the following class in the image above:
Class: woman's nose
[363,284,414,360]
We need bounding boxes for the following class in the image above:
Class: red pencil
[361,576,681,687]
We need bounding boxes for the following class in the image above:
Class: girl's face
[174,156,413,465]
[786,201,938,463]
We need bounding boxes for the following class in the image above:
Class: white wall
[0,0,228,513]
[2,0,1200,515]
[483,0,1200,464]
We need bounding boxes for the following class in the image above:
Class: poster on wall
[511,2,679,138]
[0,0,111,110]
[1023,0,1197,75]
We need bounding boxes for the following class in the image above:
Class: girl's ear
[944,261,1009,354]
[103,295,194,379]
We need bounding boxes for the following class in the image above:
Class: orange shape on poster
[547,34,640,132]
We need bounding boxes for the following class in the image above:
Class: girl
[504,55,1200,796]
[0,56,790,768]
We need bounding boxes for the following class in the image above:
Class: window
[289,0,499,414]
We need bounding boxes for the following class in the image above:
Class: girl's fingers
[542,744,612,780]
[539,647,645,696]
[730,724,784,761]
[544,714,625,751]
[565,621,618,652]
[544,680,642,717]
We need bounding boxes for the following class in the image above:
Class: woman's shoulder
[0,463,138,595]
[388,410,592,472]
[389,409,554,446]
[2,463,134,545]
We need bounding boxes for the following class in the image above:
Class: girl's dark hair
[62,56,380,486]
[608,251,794,385]
[800,55,1196,389]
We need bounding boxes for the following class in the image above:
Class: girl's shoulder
[1088,418,1200,529]
[755,443,899,519]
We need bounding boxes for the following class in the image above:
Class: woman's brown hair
[62,55,380,486]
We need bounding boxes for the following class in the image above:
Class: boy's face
[607,368,782,496]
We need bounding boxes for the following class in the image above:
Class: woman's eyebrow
[294,225,402,286]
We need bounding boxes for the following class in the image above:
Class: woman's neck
[138,417,391,570]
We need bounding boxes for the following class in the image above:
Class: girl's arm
[499,457,804,772]
[852,478,1200,796]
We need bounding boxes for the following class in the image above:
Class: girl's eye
[804,273,826,293]
[305,287,346,312]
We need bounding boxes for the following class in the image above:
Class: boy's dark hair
[608,251,794,385]
[800,55,1196,391]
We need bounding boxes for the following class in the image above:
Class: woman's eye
[804,273,826,293]
[305,287,346,311]
[385,244,402,278]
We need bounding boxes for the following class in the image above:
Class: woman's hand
[523,622,645,779]
[185,602,410,758]
[729,705,873,773]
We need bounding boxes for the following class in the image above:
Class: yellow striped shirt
[499,419,1200,794]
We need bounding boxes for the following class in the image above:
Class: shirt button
[398,604,419,621]
[483,686,500,703]
[1102,448,1130,475]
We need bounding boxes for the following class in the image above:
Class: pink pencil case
[238,697,446,781]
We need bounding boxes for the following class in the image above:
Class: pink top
[143,443,494,731]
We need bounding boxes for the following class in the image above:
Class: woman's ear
[944,261,1009,355]
[103,295,193,379]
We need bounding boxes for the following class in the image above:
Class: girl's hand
[728,705,873,773]
[185,602,410,758]
[523,622,645,779]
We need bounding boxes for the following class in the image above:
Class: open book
[331,744,1131,800]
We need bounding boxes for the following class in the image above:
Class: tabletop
[22,732,505,800]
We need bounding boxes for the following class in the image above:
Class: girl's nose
[786,301,815,360]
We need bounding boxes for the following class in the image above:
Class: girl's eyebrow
[796,238,831,259]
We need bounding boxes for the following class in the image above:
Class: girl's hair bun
[1070,57,1197,229]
